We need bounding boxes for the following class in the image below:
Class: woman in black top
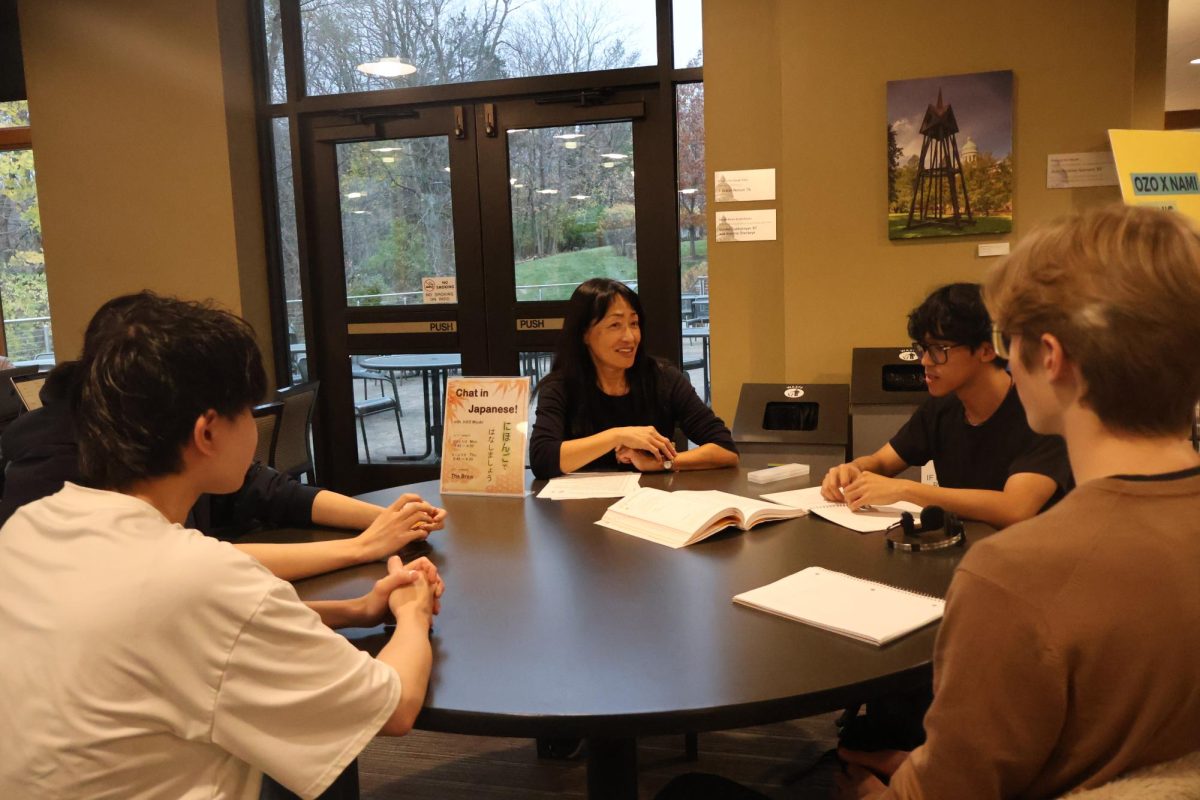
[529,278,738,479]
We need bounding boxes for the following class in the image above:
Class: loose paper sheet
[536,472,641,500]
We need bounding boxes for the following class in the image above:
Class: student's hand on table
[834,763,887,799]
[615,444,669,472]
[385,555,440,629]
[841,472,910,510]
[354,494,444,561]
[611,426,676,463]
[821,463,864,502]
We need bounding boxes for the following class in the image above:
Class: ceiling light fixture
[564,141,579,149]
[345,192,366,199]
[599,153,628,160]
[1191,57,1200,65]
[381,157,396,163]
[679,188,698,194]
[570,194,591,200]
[357,57,417,78]
[536,188,559,194]
[553,133,586,140]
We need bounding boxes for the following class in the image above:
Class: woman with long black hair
[529,278,738,479]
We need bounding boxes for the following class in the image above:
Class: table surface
[361,354,462,370]
[265,468,988,741]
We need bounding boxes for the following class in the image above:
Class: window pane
[0,101,30,128]
[336,137,456,307]
[352,352,462,464]
[0,146,54,363]
[302,0,656,97]
[677,82,707,403]
[261,0,287,104]
[272,118,307,380]
[673,0,702,68]
[510,122,636,302]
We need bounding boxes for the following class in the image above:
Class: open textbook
[734,566,945,645]
[760,486,922,534]
[596,487,805,548]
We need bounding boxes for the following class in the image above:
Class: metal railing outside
[3,315,54,362]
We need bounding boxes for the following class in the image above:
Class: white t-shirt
[0,483,401,800]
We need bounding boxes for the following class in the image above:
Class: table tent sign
[1108,129,1200,225]
[439,376,530,496]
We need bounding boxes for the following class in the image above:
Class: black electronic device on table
[885,506,966,551]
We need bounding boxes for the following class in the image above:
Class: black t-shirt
[528,362,737,479]
[889,385,1073,505]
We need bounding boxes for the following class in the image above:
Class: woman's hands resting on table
[610,426,676,471]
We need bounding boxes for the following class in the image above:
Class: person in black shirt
[0,295,447,582]
[529,278,737,479]
[821,283,1071,528]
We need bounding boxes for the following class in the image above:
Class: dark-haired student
[0,292,445,799]
[836,207,1200,798]
[0,296,446,582]
[821,282,1072,529]
[529,277,738,479]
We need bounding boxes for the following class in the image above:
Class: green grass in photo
[888,214,1012,240]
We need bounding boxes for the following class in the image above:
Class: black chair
[251,401,284,467]
[275,382,319,483]
[354,390,404,463]
[0,365,41,432]
[11,372,47,413]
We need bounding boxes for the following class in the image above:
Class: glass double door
[303,90,678,491]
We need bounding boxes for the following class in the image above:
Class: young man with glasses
[821,282,1072,529]
[838,205,1200,799]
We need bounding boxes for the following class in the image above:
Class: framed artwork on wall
[887,69,1013,240]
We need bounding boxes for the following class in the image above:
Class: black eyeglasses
[911,341,968,365]
[991,326,1012,360]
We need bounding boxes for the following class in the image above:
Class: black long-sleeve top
[0,368,319,537]
[529,362,737,479]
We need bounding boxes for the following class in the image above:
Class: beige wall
[19,0,272,371]
[704,0,1168,419]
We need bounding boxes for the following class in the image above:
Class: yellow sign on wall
[1108,129,1200,225]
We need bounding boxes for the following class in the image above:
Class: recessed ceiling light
[443,167,451,172]
[345,192,366,199]
[679,188,698,194]
[600,153,629,160]
[570,194,591,200]
[513,183,525,188]
[381,157,396,163]
[602,162,615,169]
[564,141,579,149]
[352,210,369,215]
[357,57,417,77]
[371,147,399,153]
[536,188,559,194]
[553,133,586,140]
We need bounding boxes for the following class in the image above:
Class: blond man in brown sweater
[838,205,1200,799]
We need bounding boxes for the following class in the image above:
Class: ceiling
[1168,0,1200,110]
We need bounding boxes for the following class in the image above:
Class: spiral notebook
[733,566,945,645]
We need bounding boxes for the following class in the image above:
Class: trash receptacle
[849,347,928,481]
[732,383,849,476]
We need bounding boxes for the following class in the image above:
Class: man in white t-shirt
[0,292,445,800]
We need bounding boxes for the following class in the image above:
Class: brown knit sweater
[886,469,1200,799]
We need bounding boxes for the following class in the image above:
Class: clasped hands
[834,748,908,799]
[355,554,446,630]
[821,464,911,509]
[612,425,676,472]
[355,493,448,561]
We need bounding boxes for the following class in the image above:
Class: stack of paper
[536,472,642,500]
[734,566,945,645]
[760,486,922,533]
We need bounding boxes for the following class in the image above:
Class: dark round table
[269,468,988,798]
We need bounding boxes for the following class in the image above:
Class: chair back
[0,366,41,430]
[12,373,47,412]
[251,401,284,467]
[275,381,319,483]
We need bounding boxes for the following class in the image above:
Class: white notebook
[760,486,922,534]
[733,566,945,645]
